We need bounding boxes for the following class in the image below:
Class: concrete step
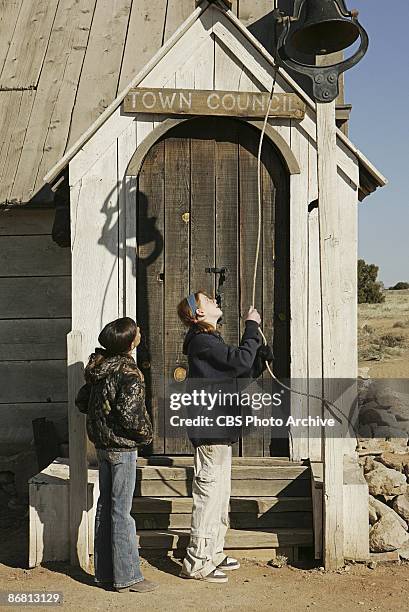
[134,511,312,530]
[137,456,298,467]
[137,528,313,550]
[132,495,312,514]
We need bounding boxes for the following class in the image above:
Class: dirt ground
[358,289,409,379]
[1,521,409,612]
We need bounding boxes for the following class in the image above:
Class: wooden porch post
[67,330,90,570]
[316,100,344,569]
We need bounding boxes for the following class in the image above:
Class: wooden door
[134,117,289,456]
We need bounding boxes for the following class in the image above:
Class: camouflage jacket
[75,349,153,450]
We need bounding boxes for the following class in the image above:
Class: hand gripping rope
[253,65,361,451]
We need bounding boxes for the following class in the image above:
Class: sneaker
[180,568,228,583]
[217,556,240,571]
[115,579,159,593]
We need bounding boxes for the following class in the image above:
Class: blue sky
[345,0,409,287]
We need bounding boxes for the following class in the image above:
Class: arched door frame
[126,116,300,177]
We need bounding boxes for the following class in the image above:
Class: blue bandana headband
[187,293,198,318]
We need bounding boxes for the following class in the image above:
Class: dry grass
[358,290,409,377]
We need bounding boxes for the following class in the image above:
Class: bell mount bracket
[273,2,369,103]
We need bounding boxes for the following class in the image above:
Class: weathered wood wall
[0,208,71,456]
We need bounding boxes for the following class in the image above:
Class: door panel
[134,118,289,456]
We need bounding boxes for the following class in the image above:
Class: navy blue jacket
[182,321,267,446]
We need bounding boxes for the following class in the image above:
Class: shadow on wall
[94,183,164,455]
[247,2,316,98]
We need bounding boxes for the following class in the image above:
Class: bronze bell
[289,0,360,55]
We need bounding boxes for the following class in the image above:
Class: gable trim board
[42,0,386,199]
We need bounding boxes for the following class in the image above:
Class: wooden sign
[123,87,305,119]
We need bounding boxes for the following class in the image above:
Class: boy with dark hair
[76,317,158,593]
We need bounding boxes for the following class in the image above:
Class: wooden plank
[310,461,323,560]
[0,403,67,427]
[136,465,309,480]
[343,456,369,561]
[134,511,311,530]
[0,0,59,89]
[289,124,309,461]
[163,0,196,43]
[67,331,89,569]
[70,142,119,359]
[213,36,241,461]
[139,527,313,549]
[239,0,276,54]
[307,137,323,462]
[317,101,344,570]
[215,122,239,351]
[29,476,70,567]
[164,135,190,454]
[136,478,310,497]
[0,90,35,204]
[13,0,97,203]
[117,120,137,317]
[0,277,71,318]
[137,140,165,454]
[118,0,168,92]
[0,319,70,361]
[124,88,305,118]
[261,138,276,456]
[132,495,311,514]
[0,208,53,235]
[0,235,71,276]
[68,0,132,147]
[239,0,276,26]
[141,8,214,89]
[0,361,67,404]
[0,0,23,75]
[239,122,263,457]
[190,123,215,296]
[44,2,208,184]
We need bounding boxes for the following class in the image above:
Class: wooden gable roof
[0,0,386,205]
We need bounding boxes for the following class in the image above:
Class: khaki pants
[182,444,232,578]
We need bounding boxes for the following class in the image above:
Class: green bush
[389,282,409,290]
[358,259,385,304]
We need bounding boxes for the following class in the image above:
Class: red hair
[177,290,216,333]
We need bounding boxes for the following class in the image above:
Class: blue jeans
[94,449,143,588]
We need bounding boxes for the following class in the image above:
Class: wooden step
[132,496,312,514]
[135,478,310,497]
[135,471,311,496]
[136,465,310,480]
[137,456,297,467]
[137,528,313,550]
[134,511,312,530]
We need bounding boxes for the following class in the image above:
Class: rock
[358,438,409,455]
[369,495,407,530]
[358,367,370,380]
[378,452,409,476]
[399,544,409,561]
[372,426,408,440]
[392,493,409,523]
[358,425,372,438]
[363,456,377,474]
[364,464,407,497]
[369,515,409,552]
[360,408,399,428]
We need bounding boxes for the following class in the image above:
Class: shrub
[389,282,409,290]
[379,334,405,348]
[358,259,385,304]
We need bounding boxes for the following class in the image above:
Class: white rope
[252,68,360,448]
